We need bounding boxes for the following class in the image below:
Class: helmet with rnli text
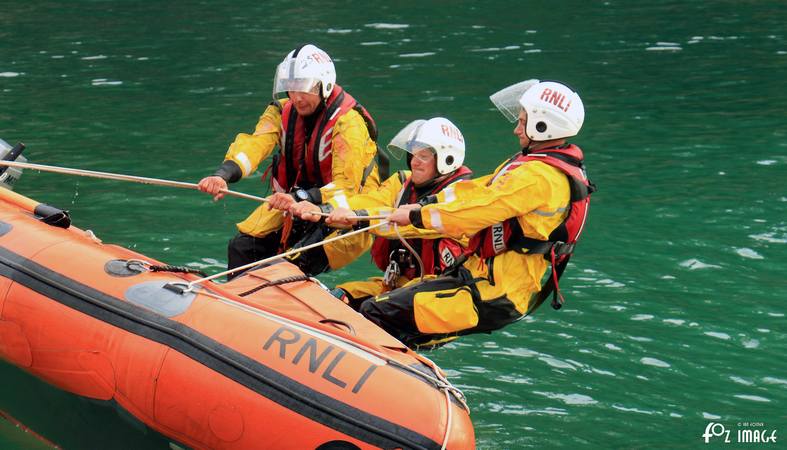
[273,44,336,100]
[388,117,465,175]
[518,81,584,141]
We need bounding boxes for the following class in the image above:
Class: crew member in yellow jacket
[198,44,383,278]
[372,80,595,348]
[291,117,472,308]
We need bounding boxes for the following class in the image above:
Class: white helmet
[518,81,584,141]
[387,117,465,175]
[273,44,336,100]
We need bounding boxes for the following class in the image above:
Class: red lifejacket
[370,166,472,279]
[467,144,595,311]
[271,86,381,192]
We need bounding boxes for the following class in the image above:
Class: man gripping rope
[198,44,385,279]
[290,117,472,309]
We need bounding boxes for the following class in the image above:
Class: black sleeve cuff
[306,187,322,204]
[318,203,333,224]
[213,160,243,183]
[353,209,370,230]
[417,194,438,206]
[409,208,425,228]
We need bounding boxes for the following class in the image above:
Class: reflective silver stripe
[532,206,567,217]
[429,209,444,232]
[333,190,350,209]
[375,211,393,233]
[443,186,456,203]
[235,152,252,177]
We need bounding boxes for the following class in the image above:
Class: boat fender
[33,203,71,229]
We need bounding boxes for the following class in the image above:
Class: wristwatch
[294,189,310,201]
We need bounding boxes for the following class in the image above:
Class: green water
[2,1,786,448]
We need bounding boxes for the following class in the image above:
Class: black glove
[213,160,243,183]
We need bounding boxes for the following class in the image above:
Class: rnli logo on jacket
[318,127,334,162]
[263,326,378,394]
[492,223,506,254]
[441,247,456,267]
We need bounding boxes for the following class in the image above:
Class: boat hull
[0,189,475,450]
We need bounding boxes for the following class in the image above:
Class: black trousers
[358,268,521,349]
[227,225,330,280]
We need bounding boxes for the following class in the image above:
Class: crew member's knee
[227,233,249,253]
[358,298,385,324]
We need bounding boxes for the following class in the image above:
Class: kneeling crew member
[296,117,472,308]
[373,80,596,348]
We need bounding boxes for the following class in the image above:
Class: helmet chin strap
[524,138,566,154]
[317,81,327,106]
[522,138,538,154]
[413,171,450,189]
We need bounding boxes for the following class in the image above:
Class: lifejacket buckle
[384,249,412,288]
[390,248,413,267]
[551,241,575,256]
[383,259,400,289]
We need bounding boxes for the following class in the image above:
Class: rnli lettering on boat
[263,326,378,394]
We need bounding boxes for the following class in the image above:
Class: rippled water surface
[2,1,786,448]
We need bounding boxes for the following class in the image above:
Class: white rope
[309,213,425,280]
[0,160,267,203]
[182,221,390,290]
[441,387,454,450]
[393,223,425,282]
[312,211,392,221]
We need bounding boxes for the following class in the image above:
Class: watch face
[296,189,309,201]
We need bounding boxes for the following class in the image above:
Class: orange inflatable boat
[0,187,475,450]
